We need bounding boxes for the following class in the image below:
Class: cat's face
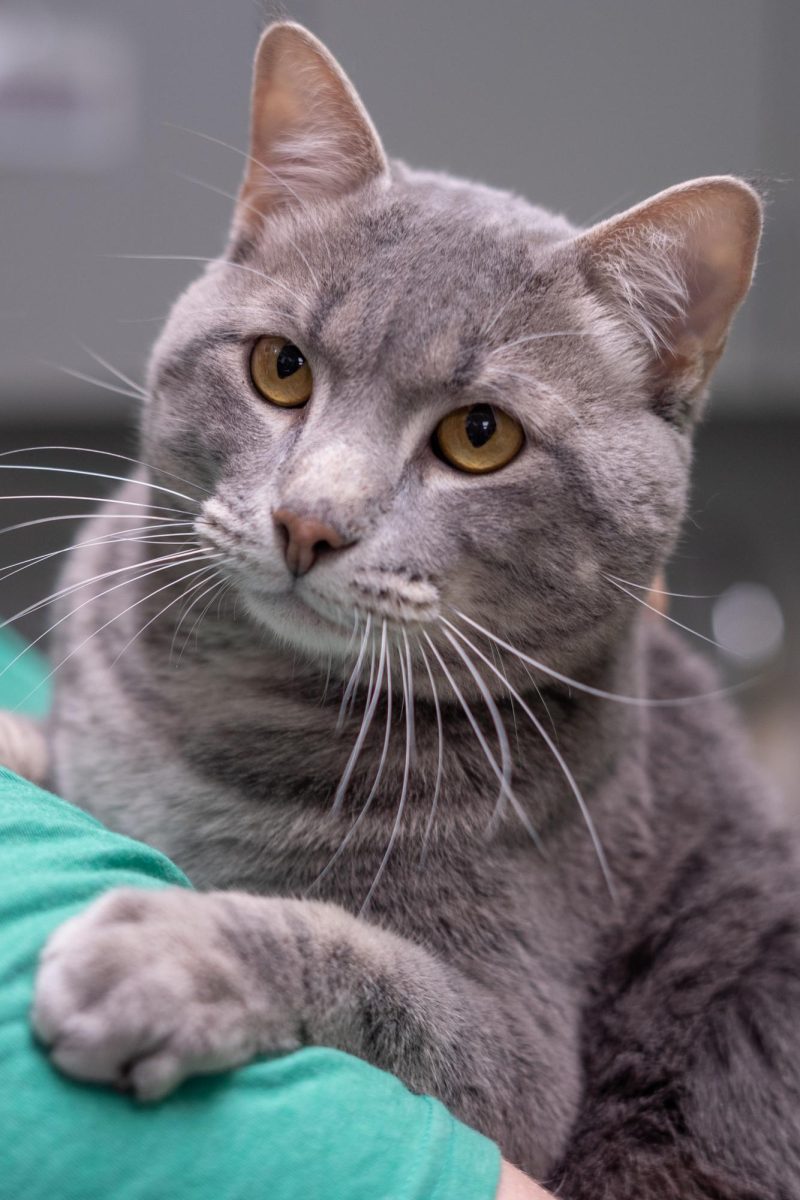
[143,22,761,686]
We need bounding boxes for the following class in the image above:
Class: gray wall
[0,0,797,418]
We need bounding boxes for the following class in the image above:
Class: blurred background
[0,1,797,803]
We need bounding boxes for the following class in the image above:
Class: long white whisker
[337,613,370,731]
[174,171,322,288]
[0,512,191,541]
[0,548,213,666]
[75,343,148,398]
[443,617,615,900]
[7,554,216,707]
[50,364,143,403]
[113,565,223,670]
[453,608,754,708]
[605,576,728,651]
[162,122,333,269]
[422,631,541,849]
[0,463,199,509]
[0,521,194,585]
[417,639,443,867]
[169,567,223,662]
[361,642,412,914]
[401,629,416,769]
[605,572,717,600]
[331,619,385,815]
[438,627,543,851]
[310,621,389,888]
[0,493,188,517]
[176,574,229,664]
[0,445,212,498]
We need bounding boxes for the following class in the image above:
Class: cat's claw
[31,887,299,1101]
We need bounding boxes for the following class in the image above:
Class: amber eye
[250,336,313,408]
[433,404,524,474]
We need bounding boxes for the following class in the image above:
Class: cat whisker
[422,632,514,838]
[48,363,143,404]
[489,636,519,755]
[519,659,558,742]
[75,344,148,399]
[416,639,443,867]
[319,651,333,706]
[452,607,756,708]
[0,492,190,521]
[0,547,213,667]
[436,627,543,852]
[7,553,218,708]
[344,612,373,725]
[337,612,370,731]
[113,564,224,670]
[173,171,322,289]
[443,617,615,899]
[175,574,231,664]
[311,621,389,886]
[0,462,201,509]
[605,572,718,600]
[401,629,417,770]
[0,512,193,542]
[361,641,413,914]
[162,122,334,271]
[331,620,385,815]
[169,567,226,663]
[603,575,729,652]
[0,446,212,499]
[0,521,195,586]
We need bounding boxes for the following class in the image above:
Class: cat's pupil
[276,343,304,378]
[465,404,496,448]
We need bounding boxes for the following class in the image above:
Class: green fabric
[0,630,501,1200]
[0,625,52,716]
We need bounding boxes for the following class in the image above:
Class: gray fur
[24,22,800,1197]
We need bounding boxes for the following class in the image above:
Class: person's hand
[496,1160,556,1199]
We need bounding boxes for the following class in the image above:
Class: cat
[18,20,800,1197]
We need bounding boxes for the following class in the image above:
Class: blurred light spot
[712,582,784,665]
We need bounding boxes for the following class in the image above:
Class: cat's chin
[236,582,359,661]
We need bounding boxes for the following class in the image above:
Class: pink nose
[272,507,350,576]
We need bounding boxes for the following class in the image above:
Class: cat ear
[576,177,762,409]
[235,22,388,228]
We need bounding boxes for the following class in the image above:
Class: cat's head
[145,22,761,685]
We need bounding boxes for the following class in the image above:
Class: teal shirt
[0,627,500,1199]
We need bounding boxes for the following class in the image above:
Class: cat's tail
[0,713,49,786]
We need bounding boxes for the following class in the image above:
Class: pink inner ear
[580,177,762,373]
[236,23,388,227]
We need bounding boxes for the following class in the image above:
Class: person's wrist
[496,1160,555,1199]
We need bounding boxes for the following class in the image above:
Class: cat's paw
[31,887,300,1101]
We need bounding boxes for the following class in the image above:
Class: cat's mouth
[196,502,441,651]
[236,575,439,661]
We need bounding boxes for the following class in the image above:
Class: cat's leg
[32,886,577,1170]
[0,713,49,785]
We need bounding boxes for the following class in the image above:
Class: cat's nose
[272,508,351,576]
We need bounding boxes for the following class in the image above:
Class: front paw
[32,888,300,1100]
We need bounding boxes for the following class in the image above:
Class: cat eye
[433,404,524,474]
[250,336,313,408]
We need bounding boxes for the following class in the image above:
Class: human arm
[0,764,502,1200]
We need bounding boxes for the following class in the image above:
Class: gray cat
[16,21,800,1197]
